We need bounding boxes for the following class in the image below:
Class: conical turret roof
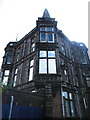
[42,9,51,18]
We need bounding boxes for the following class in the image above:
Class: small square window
[48,51,55,57]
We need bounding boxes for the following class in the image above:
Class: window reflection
[4,70,9,76]
[28,59,34,81]
[69,93,73,99]
[31,38,35,52]
[40,27,54,42]
[47,33,54,42]
[61,46,65,55]
[2,70,10,85]
[6,51,13,64]
[40,51,47,57]
[62,90,76,117]
[39,59,47,73]
[48,59,56,74]
[39,50,56,74]
[40,27,45,31]
[48,51,55,57]
[66,100,70,117]
[70,101,75,117]
[30,59,34,67]
[62,91,68,99]
[7,56,12,64]
[13,68,18,86]
[47,27,54,32]
[40,27,54,32]
[29,67,33,81]
[40,33,46,42]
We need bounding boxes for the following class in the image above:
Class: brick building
[1,9,90,119]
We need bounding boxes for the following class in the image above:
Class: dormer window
[40,27,54,43]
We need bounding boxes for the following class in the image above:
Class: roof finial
[16,34,18,42]
[43,9,50,18]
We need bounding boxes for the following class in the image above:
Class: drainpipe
[9,96,14,120]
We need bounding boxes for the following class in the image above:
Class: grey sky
[0,0,88,67]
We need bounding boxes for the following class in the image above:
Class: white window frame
[39,50,56,74]
[40,27,54,43]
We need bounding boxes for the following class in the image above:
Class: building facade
[1,9,90,119]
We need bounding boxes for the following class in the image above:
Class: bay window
[6,51,13,64]
[40,27,54,42]
[39,50,56,74]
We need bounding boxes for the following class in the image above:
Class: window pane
[69,93,73,99]
[31,43,35,52]
[39,59,47,73]
[7,51,13,56]
[7,56,12,64]
[29,67,33,81]
[13,75,17,86]
[61,46,65,55]
[15,69,18,74]
[4,70,9,76]
[48,59,56,74]
[30,60,34,67]
[47,33,54,42]
[47,27,54,32]
[2,77,8,85]
[86,77,90,80]
[66,100,70,117]
[87,81,90,87]
[40,33,46,42]
[62,91,68,99]
[40,27,45,31]
[64,70,67,76]
[70,101,75,117]
[40,51,47,57]
[32,43,35,48]
[48,51,55,57]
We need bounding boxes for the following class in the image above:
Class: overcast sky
[0,0,89,67]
